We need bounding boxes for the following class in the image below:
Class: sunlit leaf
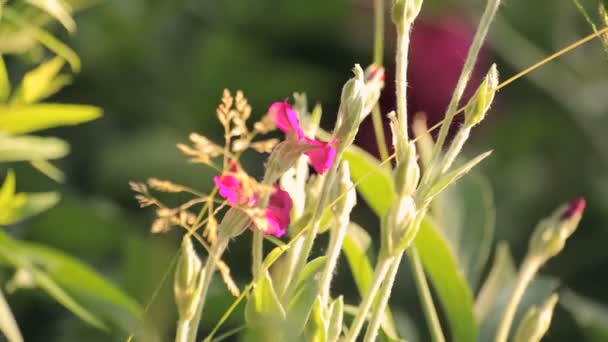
[287,257,326,336]
[15,56,69,104]
[561,290,608,342]
[0,104,101,134]
[475,242,515,319]
[424,151,493,200]
[0,55,10,102]
[2,8,81,72]
[0,134,69,162]
[0,288,23,342]
[326,296,343,342]
[414,218,477,342]
[27,0,77,33]
[303,298,326,342]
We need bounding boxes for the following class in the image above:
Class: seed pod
[464,64,499,128]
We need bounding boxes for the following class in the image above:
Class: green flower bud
[264,140,310,184]
[513,294,559,342]
[334,65,366,151]
[361,64,385,118]
[174,236,204,320]
[464,64,499,128]
[391,0,423,30]
[528,198,585,262]
[218,206,253,239]
[393,142,420,197]
[382,194,417,255]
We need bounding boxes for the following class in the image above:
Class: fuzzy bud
[265,140,310,184]
[362,64,385,118]
[174,236,204,320]
[513,294,559,342]
[334,65,366,151]
[464,64,499,128]
[393,142,420,196]
[382,195,417,256]
[528,198,585,262]
[391,0,423,30]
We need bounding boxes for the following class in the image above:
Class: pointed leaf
[304,297,326,342]
[0,56,10,102]
[0,104,101,134]
[27,0,76,33]
[424,151,492,200]
[287,257,327,336]
[327,296,343,342]
[17,57,67,103]
[0,134,69,162]
[0,288,23,342]
[245,271,285,325]
[414,218,477,342]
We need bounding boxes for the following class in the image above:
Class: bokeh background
[3,0,608,341]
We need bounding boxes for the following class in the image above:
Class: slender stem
[408,247,446,342]
[371,105,390,162]
[395,23,411,140]
[344,256,395,342]
[363,253,403,342]
[495,256,542,342]
[175,319,191,342]
[373,0,384,65]
[429,0,501,160]
[318,213,350,305]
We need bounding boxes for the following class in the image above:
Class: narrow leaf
[475,242,515,319]
[0,288,23,342]
[0,55,10,102]
[0,104,101,134]
[17,57,67,103]
[0,134,69,162]
[27,0,76,33]
[425,151,492,200]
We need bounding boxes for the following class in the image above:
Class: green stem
[438,127,471,175]
[395,23,411,140]
[408,247,446,342]
[175,319,191,342]
[318,212,349,305]
[373,0,384,65]
[429,0,501,161]
[362,253,403,342]
[344,256,395,342]
[252,230,263,280]
[495,256,542,342]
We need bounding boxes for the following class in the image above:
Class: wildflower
[214,167,293,237]
[268,101,337,174]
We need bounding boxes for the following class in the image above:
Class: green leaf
[414,218,477,342]
[475,242,515,319]
[0,134,69,162]
[478,276,558,342]
[342,145,395,217]
[0,104,101,134]
[303,297,326,342]
[0,171,57,225]
[0,230,141,332]
[434,172,495,289]
[27,0,77,33]
[2,8,81,72]
[245,271,286,324]
[0,55,10,102]
[561,290,608,342]
[16,56,69,103]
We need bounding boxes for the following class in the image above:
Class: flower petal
[304,138,337,174]
[214,174,243,205]
[268,101,305,138]
[264,185,293,237]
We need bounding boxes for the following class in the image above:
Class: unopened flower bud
[265,140,310,183]
[334,65,366,151]
[174,236,204,320]
[393,142,420,196]
[528,198,586,261]
[464,64,499,128]
[362,64,385,117]
[391,0,423,30]
[382,195,416,255]
[513,294,559,342]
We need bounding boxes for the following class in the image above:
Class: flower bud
[391,0,423,30]
[382,195,417,255]
[528,198,585,261]
[464,64,499,128]
[362,64,385,117]
[513,294,559,342]
[393,142,420,196]
[174,236,204,320]
[334,65,366,151]
[264,140,310,183]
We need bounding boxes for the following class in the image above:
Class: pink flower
[214,170,293,238]
[268,101,337,174]
[264,185,293,237]
[561,197,586,220]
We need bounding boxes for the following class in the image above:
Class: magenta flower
[561,197,586,220]
[264,185,293,237]
[214,170,293,237]
[268,101,337,174]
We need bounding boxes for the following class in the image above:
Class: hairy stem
[344,256,395,342]
[370,0,389,162]
[429,0,501,161]
[395,22,411,140]
[318,213,350,305]
[0,287,23,342]
[495,255,542,342]
[362,253,403,342]
[408,247,446,342]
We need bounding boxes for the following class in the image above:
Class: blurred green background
[3,0,608,341]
